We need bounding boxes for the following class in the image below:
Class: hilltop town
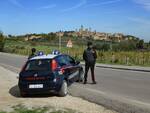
[23,26,139,42]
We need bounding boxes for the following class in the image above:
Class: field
[4,39,150,67]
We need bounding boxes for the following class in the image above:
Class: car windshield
[25,59,51,71]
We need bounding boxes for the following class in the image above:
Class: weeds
[0,105,79,113]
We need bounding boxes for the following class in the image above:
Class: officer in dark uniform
[83,42,97,84]
[28,48,36,59]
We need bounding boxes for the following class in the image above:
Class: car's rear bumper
[18,81,62,94]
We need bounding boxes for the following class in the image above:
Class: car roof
[30,54,58,60]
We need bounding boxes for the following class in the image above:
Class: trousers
[84,62,96,82]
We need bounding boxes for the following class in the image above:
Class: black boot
[83,81,87,84]
[92,81,97,84]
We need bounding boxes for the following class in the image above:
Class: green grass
[4,39,85,60]
[97,51,150,67]
[3,39,150,67]
[0,105,78,113]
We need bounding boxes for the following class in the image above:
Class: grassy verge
[0,105,79,113]
[3,39,150,67]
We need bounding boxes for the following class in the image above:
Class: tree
[8,34,12,38]
[111,40,137,51]
[136,40,144,49]
[0,31,5,52]
[47,33,57,41]
[101,43,110,51]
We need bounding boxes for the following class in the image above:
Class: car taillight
[20,62,26,72]
[59,68,65,75]
[51,59,58,71]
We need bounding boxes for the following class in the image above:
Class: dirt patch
[0,66,117,113]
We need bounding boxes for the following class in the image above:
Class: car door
[65,55,80,82]
[55,55,72,80]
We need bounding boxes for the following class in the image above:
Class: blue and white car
[18,52,84,97]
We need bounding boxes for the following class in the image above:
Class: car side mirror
[76,61,80,65]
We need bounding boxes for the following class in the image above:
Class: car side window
[66,55,76,65]
[55,56,68,67]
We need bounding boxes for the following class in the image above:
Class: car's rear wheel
[58,80,68,97]
[20,91,27,97]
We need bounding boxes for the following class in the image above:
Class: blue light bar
[37,51,45,56]
[52,50,60,55]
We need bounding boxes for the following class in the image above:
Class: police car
[18,51,84,97]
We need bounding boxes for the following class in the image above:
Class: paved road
[0,52,150,113]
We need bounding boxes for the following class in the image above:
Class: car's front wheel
[58,80,68,97]
[77,68,84,82]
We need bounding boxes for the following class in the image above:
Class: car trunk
[20,71,54,82]
[20,59,55,82]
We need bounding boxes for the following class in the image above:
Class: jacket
[83,48,97,64]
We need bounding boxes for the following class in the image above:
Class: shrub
[0,32,5,52]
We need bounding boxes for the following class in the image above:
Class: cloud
[86,0,122,7]
[61,0,87,12]
[128,17,150,25]
[133,0,150,11]
[37,4,56,10]
[9,0,23,8]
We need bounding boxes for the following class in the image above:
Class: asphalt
[95,64,150,72]
[0,52,150,113]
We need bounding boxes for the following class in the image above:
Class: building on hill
[79,25,84,34]
[56,31,64,37]
[24,35,43,41]
[93,32,108,40]
[113,33,124,42]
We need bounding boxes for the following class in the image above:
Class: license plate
[29,84,43,89]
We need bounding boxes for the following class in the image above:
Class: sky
[0,0,150,41]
